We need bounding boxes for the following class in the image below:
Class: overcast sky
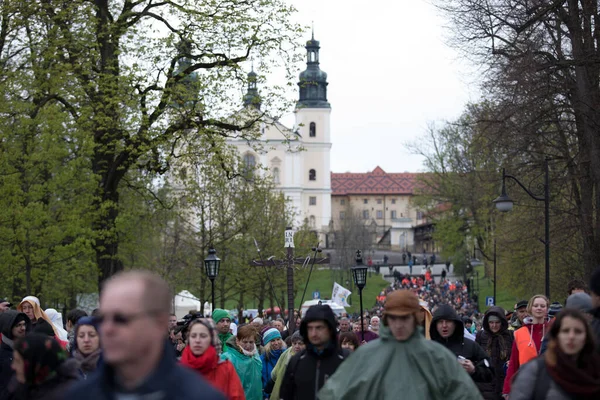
[280,0,479,173]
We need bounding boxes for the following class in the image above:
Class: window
[363,210,369,219]
[339,211,346,220]
[309,196,317,206]
[309,122,316,137]
[417,211,424,220]
[391,210,397,219]
[272,167,280,184]
[377,199,382,205]
[309,169,316,181]
[376,210,383,219]
[391,199,396,204]
[363,199,368,204]
[243,153,256,179]
[309,215,316,228]
[340,199,346,205]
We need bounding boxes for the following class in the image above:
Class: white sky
[280,0,480,173]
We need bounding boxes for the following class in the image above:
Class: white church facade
[228,35,333,242]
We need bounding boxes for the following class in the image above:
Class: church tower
[243,67,261,110]
[295,32,332,240]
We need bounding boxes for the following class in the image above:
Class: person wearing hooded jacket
[279,304,349,400]
[318,290,484,400]
[475,307,513,400]
[0,311,31,399]
[429,304,493,388]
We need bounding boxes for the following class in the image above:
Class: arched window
[309,169,316,181]
[272,167,280,184]
[309,122,316,137]
[309,215,316,228]
[243,153,256,179]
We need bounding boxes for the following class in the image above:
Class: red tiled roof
[331,166,418,195]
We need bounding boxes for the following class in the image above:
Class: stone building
[330,167,427,251]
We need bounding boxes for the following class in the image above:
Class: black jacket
[279,305,348,400]
[592,307,600,353]
[12,359,79,400]
[429,305,494,385]
[65,341,226,400]
[0,311,31,399]
[475,307,514,400]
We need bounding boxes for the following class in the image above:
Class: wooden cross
[250,227,330,333]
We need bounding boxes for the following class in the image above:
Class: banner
[331,282,351,307]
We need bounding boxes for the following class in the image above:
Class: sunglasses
[96,310,160,326]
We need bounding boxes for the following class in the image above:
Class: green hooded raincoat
[221,335,262,400]
[318,325,484,400]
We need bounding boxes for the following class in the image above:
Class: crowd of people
[0,267,599,399]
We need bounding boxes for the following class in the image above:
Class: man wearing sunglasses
[66,271,225,400]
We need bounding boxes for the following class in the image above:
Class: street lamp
[352,250,368,342]
[493,159,550,297]
[204,247,221,311]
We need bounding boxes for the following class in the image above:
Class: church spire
[297,31,330,109]
[243,63,261,110]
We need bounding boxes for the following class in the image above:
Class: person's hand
[361,340,367,345]
[502,395,509,400]
[460,359,475,374]
[176,342,186,352]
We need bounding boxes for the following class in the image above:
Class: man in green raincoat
[318,290,484,400]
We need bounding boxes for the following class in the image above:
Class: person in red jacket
[502,294,551,398]
[181,319,245,400]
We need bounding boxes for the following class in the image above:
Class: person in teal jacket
[221,324,262,400]
[318,290,484,400]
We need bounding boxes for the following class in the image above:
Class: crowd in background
[0,266,599,399]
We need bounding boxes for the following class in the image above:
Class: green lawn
[293,269,389,314]
[224,269,389,315]
[473,265,521,312]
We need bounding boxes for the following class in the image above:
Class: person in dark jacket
[0,311,30,398]
[279,304,348,400]
[10,333,78,400]
[475,306,513,400]
[65,270,226,400]
[590,267,600,352]
[430,304,493,388]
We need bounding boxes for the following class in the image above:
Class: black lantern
[352,251,368,290]
[352,250,368,342]
[204,247,220,310]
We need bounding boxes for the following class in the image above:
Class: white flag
[332,282,351,307]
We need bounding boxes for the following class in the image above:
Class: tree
[331,204,375,284]
[435,0,600,280]
[0,0,304,291]
[0,4,97,304]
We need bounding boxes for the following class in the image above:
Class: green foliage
[0,0,306,297]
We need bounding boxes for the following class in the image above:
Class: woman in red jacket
[503,294,551,398]
[181,319,245,400]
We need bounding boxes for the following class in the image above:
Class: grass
[473,265,521,312]
[293,269,389,314]
[223,268,389,315]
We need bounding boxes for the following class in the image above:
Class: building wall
[228,108,332,240]
[331,194,426,250]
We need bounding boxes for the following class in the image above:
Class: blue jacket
[65,342,226,400]
[260,349,284,397]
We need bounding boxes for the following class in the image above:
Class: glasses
[96,310,160,326]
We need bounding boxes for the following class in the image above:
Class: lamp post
[493,159,550,298]
[204,247,221,311]
[352,250,368,342]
